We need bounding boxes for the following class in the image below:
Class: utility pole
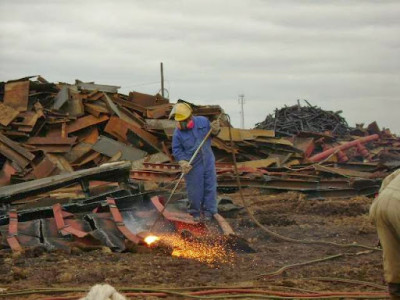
[160,62,164,98]
[238,94,245,129]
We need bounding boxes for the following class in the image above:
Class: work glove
[178,160,192,174]
[210,120,221,135]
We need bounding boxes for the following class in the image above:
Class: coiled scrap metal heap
[255,100,351,137]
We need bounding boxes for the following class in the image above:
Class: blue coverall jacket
[172,116,217,218]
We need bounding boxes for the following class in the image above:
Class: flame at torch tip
[144,235,160,245]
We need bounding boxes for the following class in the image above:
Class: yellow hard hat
[174,103,192,121]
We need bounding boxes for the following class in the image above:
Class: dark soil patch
[0,190,384,300]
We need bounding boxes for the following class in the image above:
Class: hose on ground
[256,251,373,278]
[1,286,388,300]
[298,277,386,290]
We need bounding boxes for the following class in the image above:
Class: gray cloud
[1,0,399,132]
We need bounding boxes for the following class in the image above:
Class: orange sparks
[159,234,234,265]
[144,235,160,246]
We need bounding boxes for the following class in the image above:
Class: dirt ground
[0,189,386,299]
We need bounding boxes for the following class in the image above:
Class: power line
[121,80,160,89]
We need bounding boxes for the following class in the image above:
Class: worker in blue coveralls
[171,103,221,222]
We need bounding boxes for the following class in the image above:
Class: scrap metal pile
[0,76,399,200]
[0,75,399,253]
[255,100,351,137]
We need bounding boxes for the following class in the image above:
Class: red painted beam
[308,134,379,162]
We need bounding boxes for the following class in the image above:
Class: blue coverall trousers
[184,157,217,218]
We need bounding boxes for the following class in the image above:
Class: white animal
[79,284,127,300]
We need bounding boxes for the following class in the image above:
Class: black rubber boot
[388,283,400,300]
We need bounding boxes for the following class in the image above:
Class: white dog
[79,284,126,300]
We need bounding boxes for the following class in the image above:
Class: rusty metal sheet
[0,161,17,186]
[33,156,58,179]
[151,196,197,224]
[112,97,146,113]
[103,93,123,116]
[12,111,40,131]
[265,153,293,166]
[164,127,175,138]
[93,135,147,161]
[128,91,169,107]
[104,116,137,142]
[83,128,99,144]
[73,150,100,167]
[86,91,103,101]
[217,127,275,141]
[191,105,222,116]
[108,151,122,162]
[64,142,92,163]
[131,153,171,169]
[47,153,74,173]
[314,164,372,179]
[237,158,279,169]
[297,131,335,142]
[126,129,162,153]
[66,115,109,134]
[0,161,131,203]
[46,126,64,138]
[75,81,120,93]
[248,129,276,138]
[367,121,380,135]
[0,130,29,138]
[145,119,175,130]
[73,127,99,144]
[256,137,293,146]
[104,116,159,151]
[284,159,301,167]
[26,136,76,153]
[293,137,315,158]
[106,198,140,244]
[65,90,85,117]
[130,170,177,181]
[0,133,35,169]
[141,162,180,173]
[84,103,110,117]
[3,81,29,112]
[53,86,69,110]
[0,103,19,126]
[335,162,379,172]
[27,136,77,145]
[146,104,173,119]
[32,146,73,154]
[217,174,380,194]
[211,138,238,153]
[118,106,144,127]
[103,93,142,127]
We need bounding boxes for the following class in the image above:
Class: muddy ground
[0,189,385,299]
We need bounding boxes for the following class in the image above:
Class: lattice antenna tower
[238,94,245,129]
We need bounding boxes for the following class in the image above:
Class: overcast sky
[1,0,399,133]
